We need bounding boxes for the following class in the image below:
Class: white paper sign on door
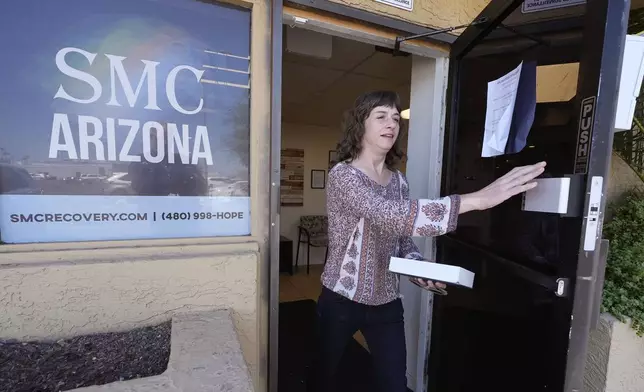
[482,62,523,157]
[522,0,585,14]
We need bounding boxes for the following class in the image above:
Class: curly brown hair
[334,90,406,169]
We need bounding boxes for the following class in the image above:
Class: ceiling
[282,29,412,128]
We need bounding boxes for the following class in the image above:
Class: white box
[388,257,475,289]
[522,177,571,214]
[615,35,644,131]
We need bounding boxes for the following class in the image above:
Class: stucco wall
[0,241,259,382]
[536,63,579,103]
[328,0,489,30]
[330,0,644,35]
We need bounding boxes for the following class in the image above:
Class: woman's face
[362,105,400,154]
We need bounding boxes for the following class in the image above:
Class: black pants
[310,287,408,392]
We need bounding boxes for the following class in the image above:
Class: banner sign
[0,0,252,243]
[522,0,585,14]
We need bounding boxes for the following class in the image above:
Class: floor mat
[278,299,411,392]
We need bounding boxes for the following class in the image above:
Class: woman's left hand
[410,277,448,295]
[460,161,546,213]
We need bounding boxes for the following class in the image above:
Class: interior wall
[280,123,343,265]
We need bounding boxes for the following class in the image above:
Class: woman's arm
[329,161,546,239]
[397,171,440,259]
[328,164,460,238]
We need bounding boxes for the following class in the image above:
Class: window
[0,0,251,243]
[0,166,37,194]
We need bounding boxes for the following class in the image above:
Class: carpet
[278,299,408,392]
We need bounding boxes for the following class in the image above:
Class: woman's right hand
[459,161,546,213]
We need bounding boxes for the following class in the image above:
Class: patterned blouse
[321,162,461,306]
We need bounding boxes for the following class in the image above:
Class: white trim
[400,54,450,392]
[201,79,250,89]
[202,65,250,74]
[418,56,449,392]
[203,49,250,60]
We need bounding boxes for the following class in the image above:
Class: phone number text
[158,211,244,221]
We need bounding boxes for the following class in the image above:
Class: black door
[427,1,629,392]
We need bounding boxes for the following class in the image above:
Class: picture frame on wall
[328,150,338,170]
[311,170,326,189]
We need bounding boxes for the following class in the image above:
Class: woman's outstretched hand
[459,161,547,213]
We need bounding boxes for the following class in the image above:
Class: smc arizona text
[49,47,214,166]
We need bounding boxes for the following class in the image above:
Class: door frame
[268,6,452,392]
[436,1,629,391]
[563,1,628,389]
[404,54,450,392]
[269,1,283,392]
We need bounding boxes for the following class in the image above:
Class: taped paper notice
[482,62,522,157]
[482,61,537,158]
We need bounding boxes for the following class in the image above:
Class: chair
[296,215,329,274]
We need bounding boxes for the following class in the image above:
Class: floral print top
[321,162,461,306]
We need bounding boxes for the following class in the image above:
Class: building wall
[0,241,258,378]
[328,0,490,31]
[537,63,579,103]
[326,0,644,38]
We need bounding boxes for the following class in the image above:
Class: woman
[312,91,545,392]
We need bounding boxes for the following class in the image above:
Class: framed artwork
[280,148,304,206]
[328,150,339,170]
[311,170,326,189]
